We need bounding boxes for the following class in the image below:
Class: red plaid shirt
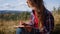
[30,9,54,34]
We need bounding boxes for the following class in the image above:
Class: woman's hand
[19,20,24,25]
[14,21,25,28]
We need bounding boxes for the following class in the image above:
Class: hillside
[0,10,31,21]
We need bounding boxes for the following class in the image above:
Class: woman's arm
[49,14,54,32]
[14,21,25,28]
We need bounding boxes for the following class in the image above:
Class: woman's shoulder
[45,9,52,15]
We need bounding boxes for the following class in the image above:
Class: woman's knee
[16,28,23,34]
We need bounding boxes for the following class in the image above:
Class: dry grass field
[0,20,18,34]
[52,12,60,34]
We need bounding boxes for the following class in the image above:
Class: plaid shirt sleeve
[48,13,54,32]
[44,11,54,34]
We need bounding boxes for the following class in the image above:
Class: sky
[0,0,60,11]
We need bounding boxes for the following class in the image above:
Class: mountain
[0,10,22,14]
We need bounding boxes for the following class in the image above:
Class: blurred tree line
[52,6,60,14]
[0,11,31,21]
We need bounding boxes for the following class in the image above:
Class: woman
[26,0,54,34]
[16,0,54,34]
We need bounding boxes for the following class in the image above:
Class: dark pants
[16,27,40,34]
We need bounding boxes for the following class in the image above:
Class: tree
[57,6,60,14]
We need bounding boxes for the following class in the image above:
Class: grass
[52,24,60,34]
[0,20,18,34]
[0,20,60,34]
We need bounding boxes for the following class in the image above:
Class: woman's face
[26,0,32,8]
[26,0,36,8]
[26,0,37,10]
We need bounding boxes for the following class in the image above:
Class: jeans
[16,27,40,34]
[16,28,22,34]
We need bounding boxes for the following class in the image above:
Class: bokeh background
[0,0,60,34]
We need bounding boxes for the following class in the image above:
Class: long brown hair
[28,0,46,29]
[27,0,45,11]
